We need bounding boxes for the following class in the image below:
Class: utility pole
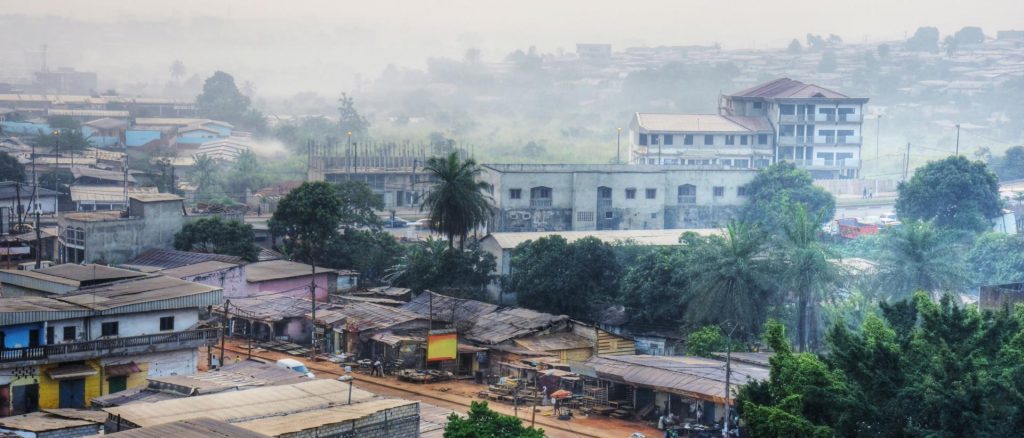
[616,127,622,164]
[310,262,317,360]
[220,299,230,368]
[722,322,737,438]
[34,212,41,269]
[875,115,882,159]
[903,142,911,181]
[347,131,353,176]
[955,124,961,157]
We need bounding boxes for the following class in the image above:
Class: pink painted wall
[246,273,332,301]
[184,266,247,299]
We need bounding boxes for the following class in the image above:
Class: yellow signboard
[427,330,457,362]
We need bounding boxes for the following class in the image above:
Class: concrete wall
[280,403,420,438]
[247,272,334,301]
[185,265,247,299]
[484,165,755,232]
[0,196,59,215]
[88,309,198,339]
[125,130,161,147]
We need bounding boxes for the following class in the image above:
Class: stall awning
[104,362,141,377]
[48,364,98,380]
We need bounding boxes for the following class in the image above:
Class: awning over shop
[48,364,98,380]
[105,362,141,377]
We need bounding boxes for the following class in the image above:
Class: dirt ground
[203,341,662,438]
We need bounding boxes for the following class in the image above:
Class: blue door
[58,379,85,408]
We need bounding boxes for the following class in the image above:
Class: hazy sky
[4,0,1023,96]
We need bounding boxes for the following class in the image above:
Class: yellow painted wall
[559,348,593,363]
[37,360,102,409]
[102,362,150,395]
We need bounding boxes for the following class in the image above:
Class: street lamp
[616,127,622,164]
[347,131,353,174]
[52,130,60,197]
[722,321,738,438]
[955,124,961,157]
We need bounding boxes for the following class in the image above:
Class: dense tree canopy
[174,216,259,262]
[388,237,495,300]
[895,155,1002,232]
[966,233,1024,286]
[335,180,384,230]
[780,205,842,351]
[270,181,344,262]
[740,294,1024,437]
[443,401,545,438]
[740,162,835,232]
[0,151,25,182]
[873,221,968,300]
[993,145,1024,181]
[196,71,266,131]
[320,229,402,283]
[619,248,691,329]
[508,235,620,319]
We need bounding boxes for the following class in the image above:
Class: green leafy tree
[619,248,689,329]
[196,71,265,131]
[874,221,967,300]
[33,129,92,152]
[507,235,620,319]
[191,154,221,201]
[683,223,777,333]
[270,181,344,263]
[895,156,1002,232]
[320,229,402,283]
[174,216,259,262]
[0,151,26,182]
[224,149,267,198]
[38,171,73,196]
[335,180,384,230]
[388,237,495,300]
[906,26,940,52]
[685,325,745,358]
[741,162,835,232]
[966,233,1024,286]
[443,401,545,438]
[46,115,80,131]
[337,92,369,138]
[421,152,491,249]
[993,145,1024,181]
[780,205,842,352]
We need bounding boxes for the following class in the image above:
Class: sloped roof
[313,302,424,330]
[103,418,269,438]
[0,412,97,432]
[0,182,59,200]
[83,117,128,130]
[728,77,850,99]
[70,185,157,202]
[465,307,569,345]
[128,249,244,270]
[401,291,499,324]
[158,261,239,279]
[226,295,325,322]
[233,399,417,436]
[72,166,135,183]
[582,355,768,404]
[634,113,771,133]
[246,260,335,283]
[35,263,145,283]
[514,332,593,352]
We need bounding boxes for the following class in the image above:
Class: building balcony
[779,114,813,123]
[0,328,220,367]
[790,158,861,170]
[838,114,861,123]
[597,199,612,208]
[530,199,553,208]
[838,136,862,145]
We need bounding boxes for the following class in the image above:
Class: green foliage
[443,401,545,438]
[46,115,80,131]
[421,152,491,249]
[320,229,402,282]
[33,129,91,152]
[966,233,1024,286]
[907,26,940,52]
[335,180,384,230]
[388,237,495,299]
[874,221,968,299]
[683,223,778,334]
[174,216,259,262]
[0,151,26,182]
[685,325,744,358]
[196,71,265,131]
[780,205,842,351]
[619,248,689,329]
[895,155,1002,232]
[270,181,344,262]
[223,150,268,198]
[741,162,835,232]
[508,235,620,319]
[992,145,1024,181]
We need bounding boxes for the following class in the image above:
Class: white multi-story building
[628,78,869,179]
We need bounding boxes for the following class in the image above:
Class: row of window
[639,133,770,146]
[508,185,747,202]
[639,158,772,168]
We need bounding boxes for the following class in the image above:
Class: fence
[0,328,219,363]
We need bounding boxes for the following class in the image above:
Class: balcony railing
[838,114,861,123]
[677,195,697,204]
[0,328,220,364]
[530,199,552,208]
[838,136,862,145]
[597,198,612,208]
[790,158,861,169]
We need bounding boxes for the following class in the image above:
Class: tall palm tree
[875,221,967,300]
[684,222,777,334]
[781,204,842,352]
[191,154,218,200]
[421,152,491,249]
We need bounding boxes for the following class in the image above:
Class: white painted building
[628,113,775,168]
[0,182,59,215]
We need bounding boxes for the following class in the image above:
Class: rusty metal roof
[104,418,270,438]
[128,248,244,270]
[465,307,568,345]
[728,77,855,99]
[245,260,335,283]
[233,399,417,436]
[36,263,146,283]
[370,331,424,346]
[401,291,498,324]
[225,295,326,322]
[514,332,593,352]
[583,355,768,404]
[315,302,425,330]
[158,261,239,279]
[0,412,98,432]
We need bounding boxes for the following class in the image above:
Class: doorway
[58,379,85,408]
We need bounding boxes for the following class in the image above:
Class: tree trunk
[797,294,808,352]
[809,300,820,352]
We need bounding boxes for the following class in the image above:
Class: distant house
[0,263,145,297]
[0,182,59,215]
[244,260,337,300]
[194,138,251,162]
[81,117,128,147]
[70,186,157,212]
[71,167,134,187]
[176,126,223,145]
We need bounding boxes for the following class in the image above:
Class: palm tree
[875,221,967,300]
[780,205,842,352]
[169,60,186,81]
[191,154,219,200]
[684,222,777,334]
[421,152,491,249]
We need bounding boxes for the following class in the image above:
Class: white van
[276,358,315,378]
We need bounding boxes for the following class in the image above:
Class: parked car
[412,218,432,229]
[385,217,409,228]
[276,358,315,378]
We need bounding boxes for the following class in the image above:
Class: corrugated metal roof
[728,77,851,99]
[82,117,128,130]
[72,166,135,183]
[465,307,568,345]
[635,113,770,133]
[315,302,424,330]
[514,332,593,352]
[158,261,239,279]
[370,331,424,346]
[484,228,723,250]
[103,380,375,428]
[401,291,498,324]
[41,408,109,424]
[129,193,182,202]
[70,185,156,202]
[233,399,417,436]
[128,249,244,270]
[226,295,326,322]
[146,359,308,395]
[104,418,270,438]
[0,412,97,432]
[246,260,335,283]
[36,263,145,282]
[584,355,768,403]
[0,182,59,200]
